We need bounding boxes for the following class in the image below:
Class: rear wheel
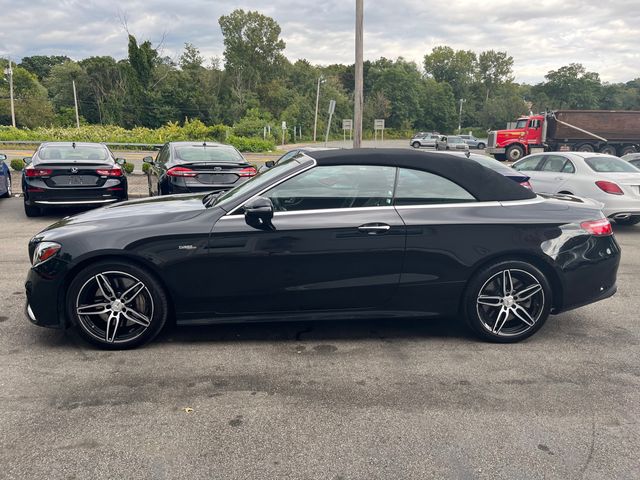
[67,260,168,349]
[463,260,551,343]
[620,146,637,156]
[411,141,421,149]
[614,216,640,226]
[599,145,617,156]
[1,174,11,198]
[24,201,42,217]
[577,143,595,153]
[506,145,524,162]
[477,143,485,150]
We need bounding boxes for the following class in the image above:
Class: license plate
[68,177,83,185]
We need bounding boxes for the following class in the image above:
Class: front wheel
[411,141,421,149]
[477,143,485,150]
[67,261,169,349]
[506,145,525,162]
[463,260,551,343]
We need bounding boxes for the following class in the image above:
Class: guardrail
[0,141,163,149]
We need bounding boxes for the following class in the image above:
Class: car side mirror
[244,196,275,231]
[115,158,126,166]
[0,154,6,161]
[265,160,275,168]
[23,157,32,164]
[143,156,154,165]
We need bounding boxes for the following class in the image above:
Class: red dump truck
[486,110,640,161]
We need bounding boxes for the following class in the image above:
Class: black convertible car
[22,142,128,217]
[25,149,620,349]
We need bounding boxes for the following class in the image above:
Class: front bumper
[486,147,506,154]
[24,260,68,329]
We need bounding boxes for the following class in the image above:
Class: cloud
[0,0,639,83]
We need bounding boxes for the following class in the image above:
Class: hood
[39,193,209,236]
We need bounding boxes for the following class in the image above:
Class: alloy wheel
[476,269,545,337]
[6,176,12,196]
[75,271,154,344]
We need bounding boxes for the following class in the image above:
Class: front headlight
[32,241,61,267]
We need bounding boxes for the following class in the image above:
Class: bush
[142,163,151,174]
[10,159,25,171]
[122,162,134,174]
[227,135,275,153]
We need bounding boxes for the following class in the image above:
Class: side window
[562,160,575,173]
[513,156,543,172]
[394,168,476,206]
[156,146,169,165]
[529,119,540,129]
[540,155,568,172]
[264,165,396,212]
[276,150,299,165]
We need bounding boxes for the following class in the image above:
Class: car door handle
[358,223,391,234]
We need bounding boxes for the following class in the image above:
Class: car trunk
[37,162,115,188]
[178,161,252,187]
[600,172,640,197]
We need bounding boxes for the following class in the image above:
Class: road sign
[328,100,336,115]
[374,119,385,130]
[281,121,287,130]
[342,119,353,130]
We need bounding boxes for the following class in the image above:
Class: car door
[533,155,574,193]
[148,145,168,196]
[512,155,546,191]
[207,164,406,314]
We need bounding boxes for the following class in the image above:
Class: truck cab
[487,115,545,162]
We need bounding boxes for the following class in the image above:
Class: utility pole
[5,60,16,128]
[72,80,80,128]
[353,0,364,149]
[313,76,324,142]
[458,98,465,134]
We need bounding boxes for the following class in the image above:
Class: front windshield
[207,154,308,208]
[585,156,640,173]
[175,146,243,163]
[39,145,109,161]
[515,119,528,129]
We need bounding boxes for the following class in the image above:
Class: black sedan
[144,141,257,196]
[22,142,128,217]
[25,149,620,349]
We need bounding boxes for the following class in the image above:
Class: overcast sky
[1,0,639,84]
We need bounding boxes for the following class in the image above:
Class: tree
[19,55,71,81]
[424,46,477,100]
[539,63,602,109]
[477,50,514,102]
[0,61,54,127]
[218,9,286,91]
[180,43,204,71]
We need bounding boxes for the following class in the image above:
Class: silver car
[459,134,487,149]
[621,152,640,169]
[436,136,469,151]
[513,152,640,225]
[410,133,440,149]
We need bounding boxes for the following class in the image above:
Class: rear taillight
[520,180,532,190]
[580,219,613,236]
[96,168,123,177]
[24,167,53,178]
[595,180,624,195]
[167,167,197,177]
[238,166,257,177]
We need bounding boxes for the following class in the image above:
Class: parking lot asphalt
[1,196,639,479]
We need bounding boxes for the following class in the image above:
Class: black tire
[24,201,42,217]
[599,145,616,156]
[477,143,485,150]
[1,174,11,198]
[614,216,640,226]
[620,146,636,156]
[411,141,421,149]
[66,260,169,349]
[506,145,525,162]
[463,260,552,343]
[577,143,595,153]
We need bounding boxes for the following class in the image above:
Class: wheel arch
[59,252,176,328]
[463,251,564,312]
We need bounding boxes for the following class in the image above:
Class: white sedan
[512,152,640,225]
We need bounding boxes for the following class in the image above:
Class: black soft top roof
[306,148,536,202]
